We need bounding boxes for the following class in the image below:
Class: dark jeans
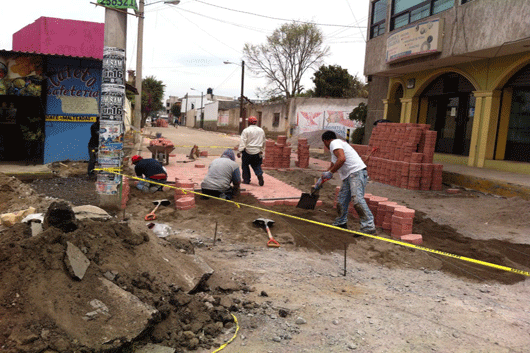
[201,188,234,200]
[241,150,263,183]
[88,146,97,175]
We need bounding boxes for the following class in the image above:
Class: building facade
[364,0,530,173]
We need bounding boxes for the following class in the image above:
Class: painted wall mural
[297,110,362,138]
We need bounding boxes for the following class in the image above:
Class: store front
[422,73,476,156]
[0,52,45,164]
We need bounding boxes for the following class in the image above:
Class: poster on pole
[97,0,138,11]
[102,47,125,85]
[100,84,125,121]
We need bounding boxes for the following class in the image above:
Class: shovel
[253,218,280,248]
[297,176,329,210]
[145,199,171,221]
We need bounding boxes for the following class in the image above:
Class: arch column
[399,97,419,123]
[469,90,502,167]
[382,99,389,120]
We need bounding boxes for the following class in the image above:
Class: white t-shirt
[329,139,366,180]
[238,125,266,155]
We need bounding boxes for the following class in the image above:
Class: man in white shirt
[320,130,376,235]
[238,116,266,186]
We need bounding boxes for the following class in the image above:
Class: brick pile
[295,138,310,168]
[334,187,423,245]
[174,179,196,210]
[351,123,443,191]
[149,137,174,148]
[155,119,169,127]
[262,135,292,169]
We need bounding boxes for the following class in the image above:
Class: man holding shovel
[320,131,376,234]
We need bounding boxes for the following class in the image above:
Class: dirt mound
[0,174,53,214]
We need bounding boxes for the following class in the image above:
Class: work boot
[335,223,348,229]
[361,228,376,235]
[258,175,264,186]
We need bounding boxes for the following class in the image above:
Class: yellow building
[364,0,530,174]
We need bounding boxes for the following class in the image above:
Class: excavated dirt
[1,157,530,352]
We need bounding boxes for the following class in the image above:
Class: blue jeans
[137,177,166,192]
[334,169,375,231]
[241,150,263,183]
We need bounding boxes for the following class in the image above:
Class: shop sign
[386,18,444,63]
[97,0,138,11]
[46,58,101,116]
[45,115,97,122]
[0,54,43,96]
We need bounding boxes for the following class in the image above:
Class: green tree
[170,102,181,122]
[244,22,329,99]
[141,76,165,127]
[349,102,368,144]
[312,65,367,98]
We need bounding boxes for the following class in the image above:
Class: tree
[141,76,165,127]
[170,102,181,119]
[243,22,329,99]
[349,102,368,144]
[312,65,368,98]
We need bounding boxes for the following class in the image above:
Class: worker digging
[320,130,376,234]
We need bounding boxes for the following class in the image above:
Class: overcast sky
[1,0,370,101]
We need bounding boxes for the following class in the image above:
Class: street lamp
[224,60,245,133]
[134,0,180,132]
[190,88,204,129]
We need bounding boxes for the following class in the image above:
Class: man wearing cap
[131,155,168,192]
[201,149,241,200]
[238,116,266,186]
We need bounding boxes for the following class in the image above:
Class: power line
[192,0,367,28]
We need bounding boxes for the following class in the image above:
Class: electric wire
[192,0,367,28]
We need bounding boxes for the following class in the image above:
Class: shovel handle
[265,225,280,247]
[145,204,161,221]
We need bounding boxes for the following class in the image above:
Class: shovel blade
[296,193,319,210]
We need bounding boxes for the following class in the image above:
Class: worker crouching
[131,155,168,193]
[200,149,241,200]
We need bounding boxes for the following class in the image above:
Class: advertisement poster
[100,84,125,121]
[102,47,125,85]
[0,54,43,96]
[386,18,443,63]
[46,57,101,117]
[99,121,124,151]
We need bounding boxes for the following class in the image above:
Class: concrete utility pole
[100,7,127,207]
[134,0,145,136]
[239,60,245,133]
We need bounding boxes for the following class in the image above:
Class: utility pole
[239,60,245,134]
[99,7,127,206]
[200,91,204,129]
[134,0,145,136]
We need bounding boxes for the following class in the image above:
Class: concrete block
[64,241,90,280]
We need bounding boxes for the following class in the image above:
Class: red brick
[400,233,423,244]
[259,200,277,207]
[176,196,195,208]
[391,215,413,225]
[394,208,415,218]
[446,188,461,194]
[195,163,205,168]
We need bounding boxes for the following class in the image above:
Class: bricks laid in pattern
[352,123,443,191]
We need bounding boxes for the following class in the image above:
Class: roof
[0,49,102,62]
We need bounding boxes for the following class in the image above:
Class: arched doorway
[387,84,403,122]
[421,73,476,156]
[503,64,530,162]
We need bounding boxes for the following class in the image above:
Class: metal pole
[200,92,204,129]
[184,93,188,126]
[239,60,245,133]
[134,0,144,134]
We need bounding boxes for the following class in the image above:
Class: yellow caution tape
[94,168,530,277]
[212,314,239,353]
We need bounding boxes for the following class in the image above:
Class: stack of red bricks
[295,138,310,168]
[155,119,169,127]
[335,187,423,245]
[174,179,196,210]
[351,123,442,191]
[149,137,174,148]
[262,135,292,170]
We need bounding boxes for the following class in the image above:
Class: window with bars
[370,0,388,38]
[391,0,454,30]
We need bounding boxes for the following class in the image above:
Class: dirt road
[3,126,530,352]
